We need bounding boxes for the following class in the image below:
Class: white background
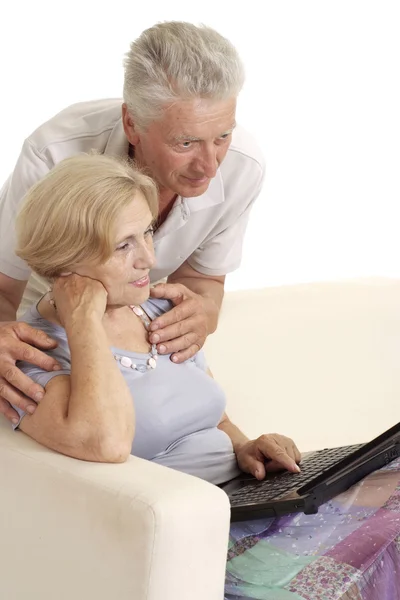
[1,0,399,291]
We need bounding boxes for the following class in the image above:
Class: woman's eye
[116,242,130,251]
[145,226,155,236]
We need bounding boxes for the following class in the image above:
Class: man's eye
[181,141,192,148]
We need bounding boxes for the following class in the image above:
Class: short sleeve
[11,368,71,429]
[187,211,253,276]
[187,152,265,277]
[11,310,72,429]
[0,140,51,280]
[192,349,208,372]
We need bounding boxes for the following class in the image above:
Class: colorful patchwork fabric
[225,458,400,600]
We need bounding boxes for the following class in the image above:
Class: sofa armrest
[0,417,230,600]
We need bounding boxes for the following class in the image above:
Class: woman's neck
[37,294,151,353]
[37,293,135,325]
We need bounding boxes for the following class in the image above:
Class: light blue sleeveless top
[13,298,240,485]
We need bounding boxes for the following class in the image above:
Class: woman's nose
[133,239,156,270]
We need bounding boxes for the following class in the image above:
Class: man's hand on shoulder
[0,321,61,423]
[148,283,209,363]
[147,261,225,364]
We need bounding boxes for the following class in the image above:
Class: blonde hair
[123,21,245,130]
[16,153,158,278]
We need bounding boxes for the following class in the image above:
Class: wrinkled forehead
[156,97,237,138]
[114,195,154,240]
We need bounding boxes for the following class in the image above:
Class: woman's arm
[217,412,249,454]
[210,368,301,478]
[19,277,135,463]
[203,366,248,452]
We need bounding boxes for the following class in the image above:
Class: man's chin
[177,179,211,197]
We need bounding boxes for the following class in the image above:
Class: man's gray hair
[123,21,245,130]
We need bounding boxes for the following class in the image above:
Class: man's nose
[198,145,218,178]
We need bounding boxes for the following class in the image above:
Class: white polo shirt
[0,99,265,310]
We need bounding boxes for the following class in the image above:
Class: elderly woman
[12,154,300,484]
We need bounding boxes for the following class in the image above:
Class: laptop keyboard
[230,444,363,506]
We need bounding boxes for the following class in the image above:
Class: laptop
[221,421,400,522]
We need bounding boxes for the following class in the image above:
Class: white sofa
[1,278,399,599]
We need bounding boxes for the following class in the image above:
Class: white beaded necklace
[112,305,158,372]
[48,294,158,373]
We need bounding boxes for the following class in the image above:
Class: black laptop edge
[230,421,400,522]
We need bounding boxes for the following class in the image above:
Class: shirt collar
[183,168,225,212]
[104,119,130,157]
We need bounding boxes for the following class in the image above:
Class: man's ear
[122,104,141,145]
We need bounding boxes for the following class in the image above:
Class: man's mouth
[182,175,209,185]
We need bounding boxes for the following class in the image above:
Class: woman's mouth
[130,275,150,288]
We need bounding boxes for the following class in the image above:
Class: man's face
[123,97,236,198]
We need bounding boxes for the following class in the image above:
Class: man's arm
[0,139,62,419]
[167,260,225,334]
[0,273,60,421]
[0,272,26,322]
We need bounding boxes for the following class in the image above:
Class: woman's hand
[52,274,107,327]
[236,433,302,480]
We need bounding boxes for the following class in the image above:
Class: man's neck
[157,192,178,228]
[129,143,177,225]
[159,187,177,206]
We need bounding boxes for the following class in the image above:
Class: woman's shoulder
[18,302,71,368]
[18,302,68,343]
[14,303,71,416]
[141,297,174,320]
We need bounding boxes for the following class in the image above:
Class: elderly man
[0,21,264,423]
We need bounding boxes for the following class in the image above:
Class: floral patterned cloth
[225,457,400,600]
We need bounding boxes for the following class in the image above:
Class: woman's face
[74,193,156,307]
